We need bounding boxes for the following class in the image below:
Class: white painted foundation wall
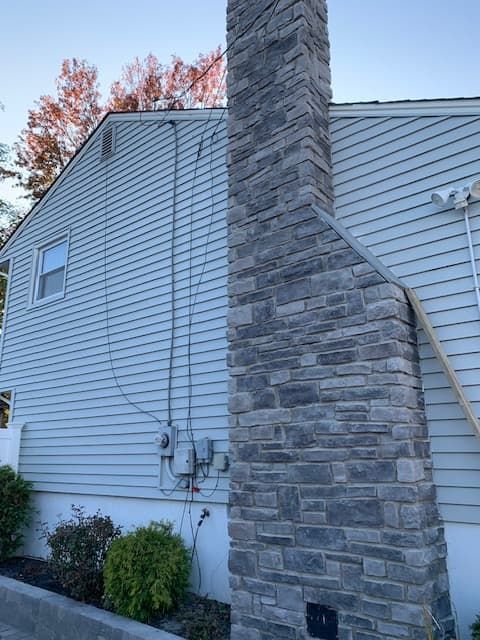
[444,522,480,640]
[22,492,230,604]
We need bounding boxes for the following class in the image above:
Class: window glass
[41,241,67,273]
[38,269,65,299]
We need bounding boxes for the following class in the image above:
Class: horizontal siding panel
[21,422,228,438]
[428,420,474,437]
[418,327,480,351]
[423,369,480,389]
[21,431,158,444]
[439,504,480,525]
[437,487,480,506]
[15,389,228,412]
[22,473,159,487]
[431,436,480,454]
[19,454,157,466]
[4,285,228,352]
[425,404,468,421]
[28,482,229,504]
[14,401,228,420]
[13,375,228,402]
[435,470,480,488]
[433,453,480,470]
[2,366,228,395]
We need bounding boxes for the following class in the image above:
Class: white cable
[462,205,480,317]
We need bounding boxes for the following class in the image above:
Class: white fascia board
[107,109,226,125]
[330,98,480,118]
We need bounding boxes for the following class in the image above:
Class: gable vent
[100,125,116,161]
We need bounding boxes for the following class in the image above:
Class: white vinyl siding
[0,113,229,503]
[331,110,480,525]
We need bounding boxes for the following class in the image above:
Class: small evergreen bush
[472,615,480,639]
[104,521,190,622]
[0,465,32,561]
[42,505,121,602]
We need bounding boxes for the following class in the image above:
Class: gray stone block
[278,382,319,407]
[283,548,325,573]
[296,526,347,550]
[397,458,425,483]
[311,269,354,295]
[327,499,383,527]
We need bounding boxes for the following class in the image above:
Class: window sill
[28,291,66,309]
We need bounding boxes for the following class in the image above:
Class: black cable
[207,0,280,143]
[199,472,220,498]
[150,0,280,118]
[103,157,163,426]
[185,65,228,461]
[166,121,179,426]
[189,502,203,594]
[160,477,184,497]
[103,127,185,499]
[182,66,227,498]
[179,482,191,534]
[137,0,281,129]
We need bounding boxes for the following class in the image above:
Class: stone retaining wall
[0,576,183,640]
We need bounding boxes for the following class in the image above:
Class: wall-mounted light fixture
[432,179,480,209]
[431,179,480,317]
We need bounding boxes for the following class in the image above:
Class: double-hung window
[33,235,68,304]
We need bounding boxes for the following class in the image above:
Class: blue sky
[1,0,479,201]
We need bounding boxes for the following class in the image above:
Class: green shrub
[104,521,190,622]
[472,615,480,639]
[0,465,32,561]
[42,505,121,602]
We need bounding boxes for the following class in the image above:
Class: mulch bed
[0,557,230,640]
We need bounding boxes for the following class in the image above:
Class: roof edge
[330,97,480,118]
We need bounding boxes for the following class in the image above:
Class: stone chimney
[226,1,453,639]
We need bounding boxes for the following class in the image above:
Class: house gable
[0,109,230,503]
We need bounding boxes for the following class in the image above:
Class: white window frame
[30,232,70,306]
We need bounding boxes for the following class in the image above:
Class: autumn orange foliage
[15,49,226,199]
[16,59,102,199]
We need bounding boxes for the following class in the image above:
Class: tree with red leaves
[108,48,225,112]
[15,50,226,200]
[15,59,102,200]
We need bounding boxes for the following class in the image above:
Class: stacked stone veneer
[226,0,453,639]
